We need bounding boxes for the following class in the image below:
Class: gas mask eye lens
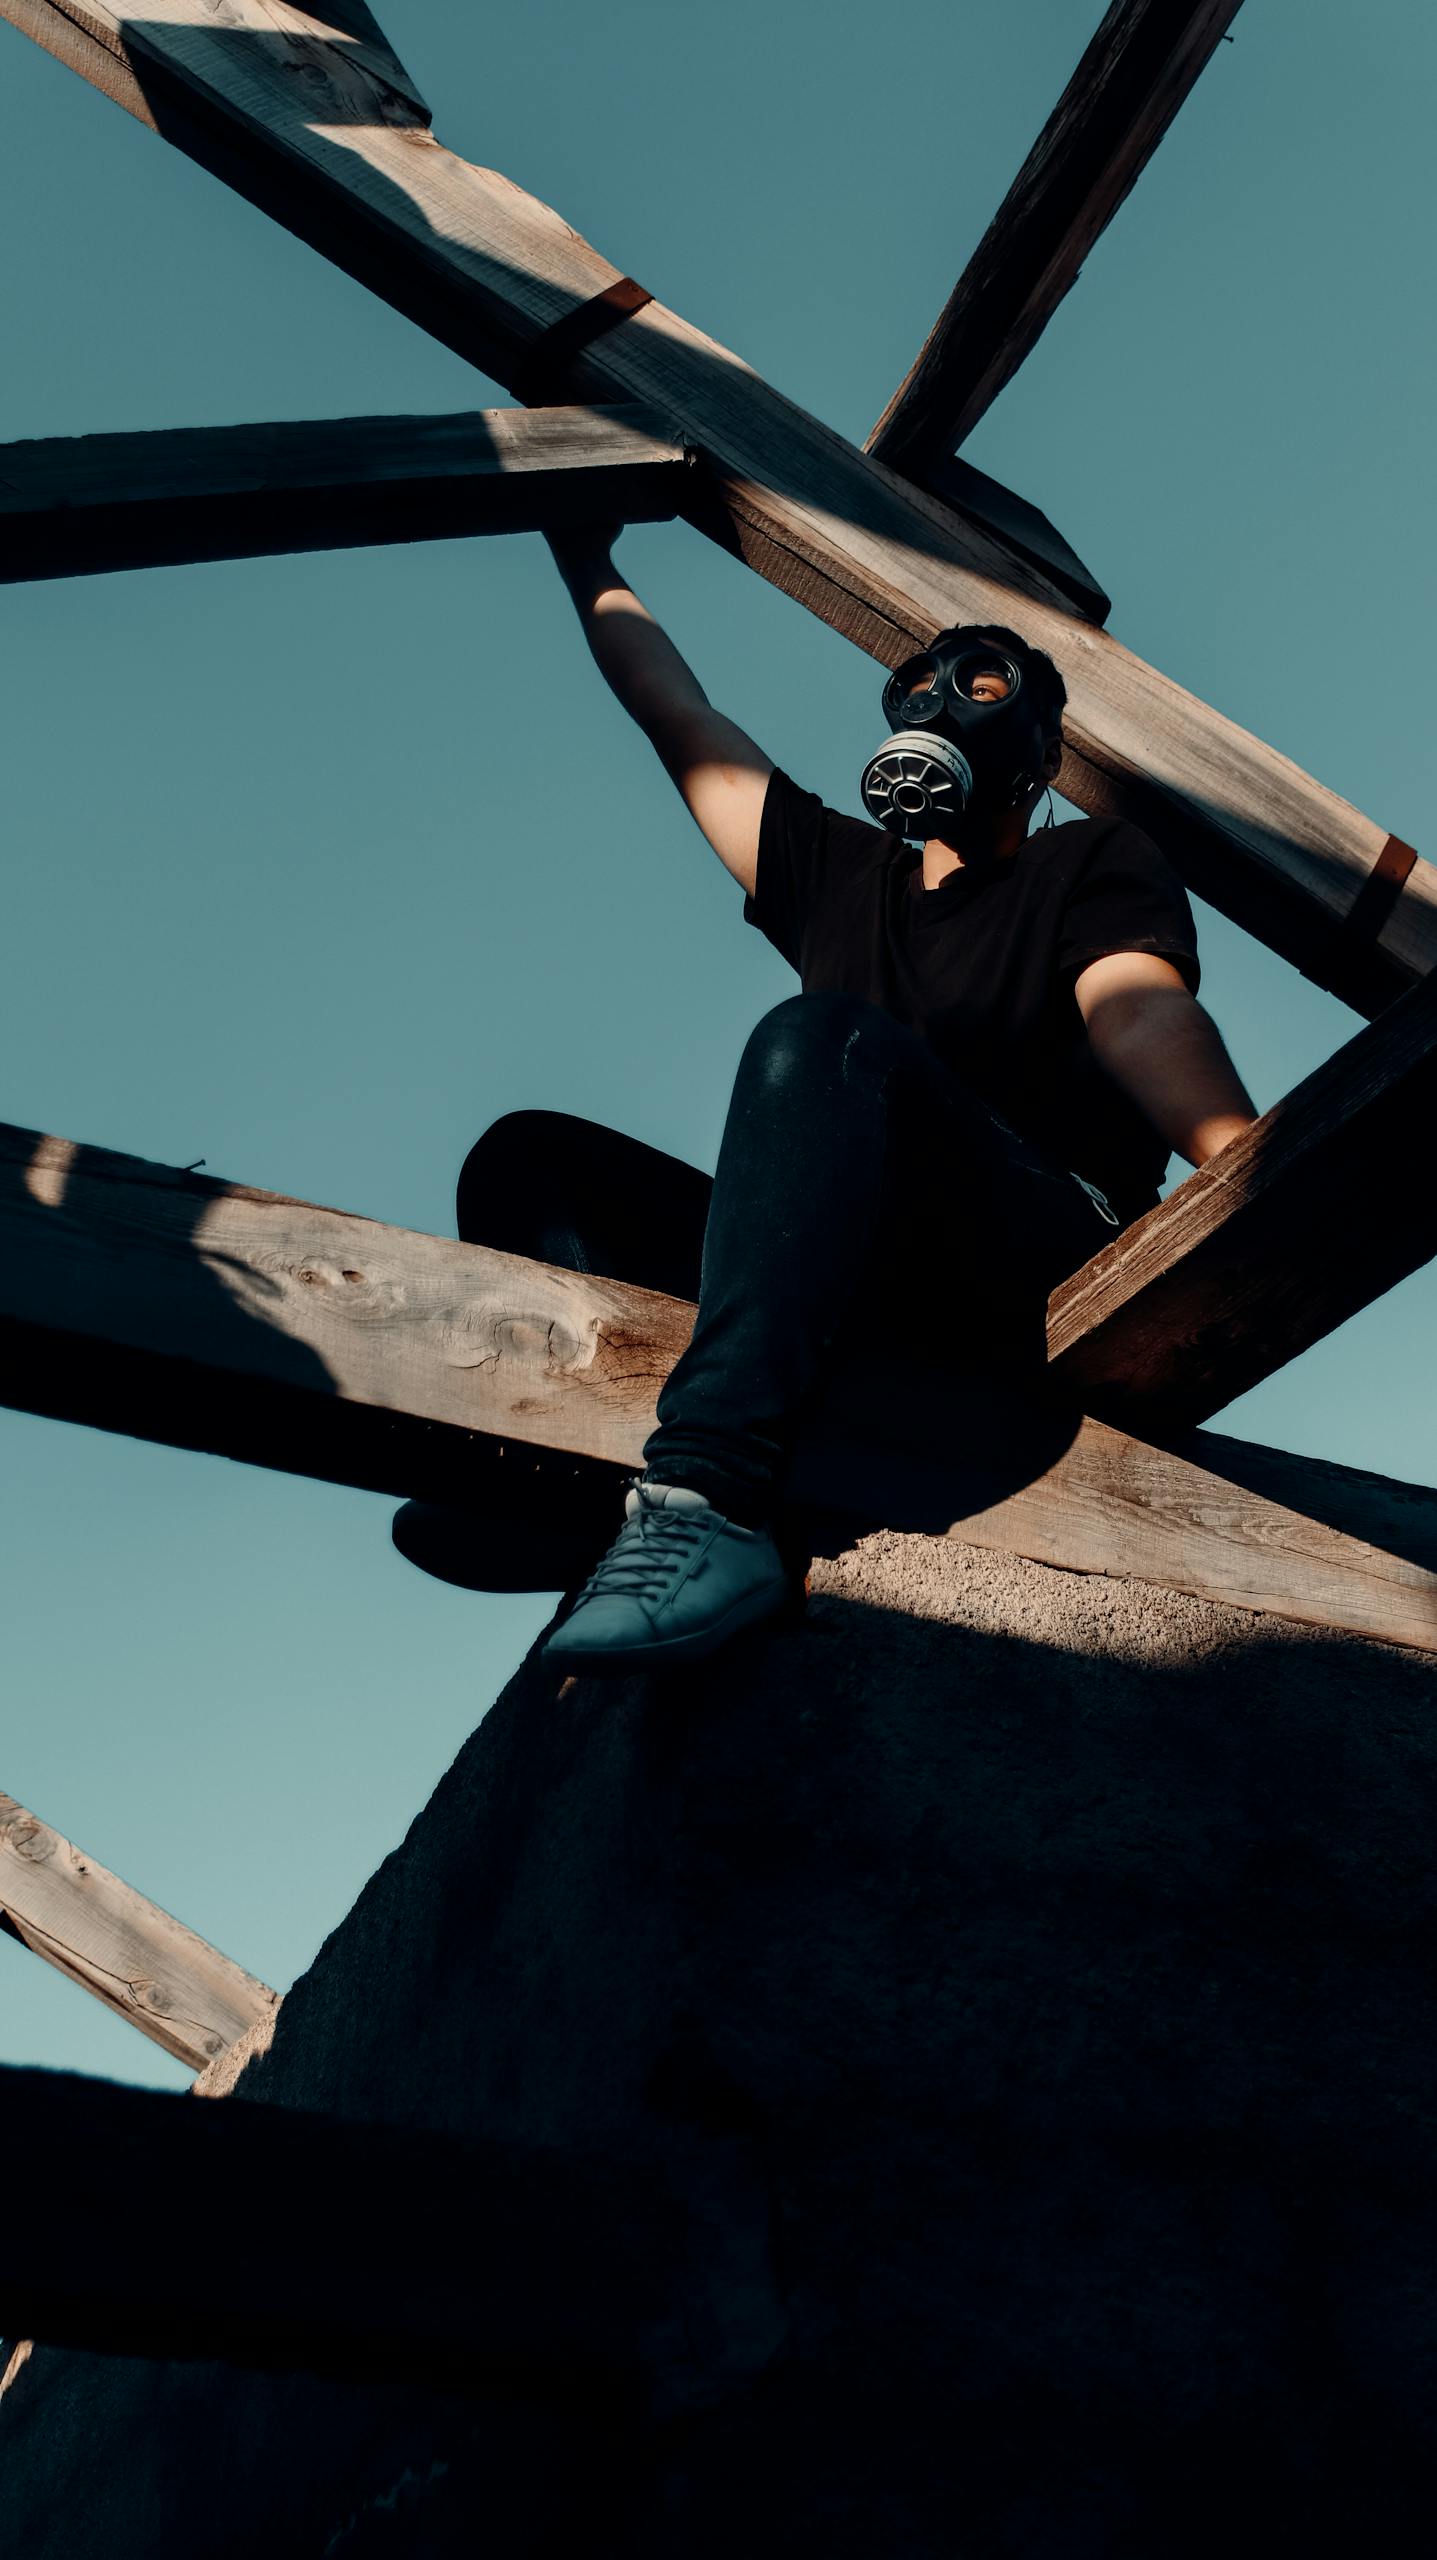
[894,656,940,723]
[952,656,1017,703]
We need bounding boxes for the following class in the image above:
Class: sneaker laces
[573,1494,711,1608]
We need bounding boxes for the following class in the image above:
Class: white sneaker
[542,1482,791,1676]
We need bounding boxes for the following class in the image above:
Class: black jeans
[458,994,1118,1531]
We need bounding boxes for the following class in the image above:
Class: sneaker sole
[542,1577,791,1677]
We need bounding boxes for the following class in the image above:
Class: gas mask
[858,628,1052,841]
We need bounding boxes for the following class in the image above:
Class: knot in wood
[5,1815,55,1864]
[457,1304,591,1377]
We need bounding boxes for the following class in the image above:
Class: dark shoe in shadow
[391,1499,609,1596]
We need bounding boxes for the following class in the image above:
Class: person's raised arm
[546,529,773,896]
[1074,952,1259,1168]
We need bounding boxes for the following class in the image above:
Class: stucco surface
[5,1532,1436,2555]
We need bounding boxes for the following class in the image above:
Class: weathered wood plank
[297,1,430,122]
[951,1416,1437,1655]
[0,0,429,126]
[0,1121,695,1490]
[0,0,160,126]
[0,1791,278,2071]
[866,0,1245,476]
[2,1,1430,1016]
[1,1120,1434,1652]
[0,405,689,583]
[1047,963,1437,1425]
[0,2063,779,2409]
[920,453,1111,626]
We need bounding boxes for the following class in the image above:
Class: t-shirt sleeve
[742,766,835,971]
[1057,821,1201,995]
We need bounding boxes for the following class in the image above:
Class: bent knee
[456,1110,602,1247]
[738,991,898,1093]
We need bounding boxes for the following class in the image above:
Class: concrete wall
[5,1533,1437,2555]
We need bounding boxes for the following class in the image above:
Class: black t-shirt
[744,768,1201,1226]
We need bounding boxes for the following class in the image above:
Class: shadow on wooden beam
[0,2063,784,2415]
[5,0,1433,1018]
[1049,964,1437,1423]
[0,406,689,585]
[1,1116,1434,1652]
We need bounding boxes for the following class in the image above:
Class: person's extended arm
[1074,951,1258,1167]
[546,529,773,894]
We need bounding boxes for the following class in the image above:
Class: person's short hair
[933,623,1068,742]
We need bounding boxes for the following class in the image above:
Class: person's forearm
[547,533,710,736]
[1090,987,1258,1167]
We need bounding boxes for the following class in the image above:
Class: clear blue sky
[2,1,1433,2093]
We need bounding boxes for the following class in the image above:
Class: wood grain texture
[1047,963,1437,1423]
[0,1791,278,2070]
[866,0,1245,474]
[2,0,1430,1015]
[294,0,429,120]
[1,1119,1433,1652]
[0,1120,695,1487]
[0,0,427,124]
[0,404,689,581]
[0,0,159,126]
[952,1416,1437,1656]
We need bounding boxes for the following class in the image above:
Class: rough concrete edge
[0,1530,1412,2418]
[810,1525,1426,1672]
[189,2001,283,2101]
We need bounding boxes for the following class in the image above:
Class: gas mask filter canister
[859,630,1049,840]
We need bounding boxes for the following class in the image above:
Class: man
[395,527,1258,1673]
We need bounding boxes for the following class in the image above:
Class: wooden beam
[0,0,429,128]
[1047,962,1437,1426]
[0,2063,781,2409]
[0,405,689,583]
[0,1120,695,1493]
[0,1790,278,2071]
[1,4,1430,1017]
[294,0,430,123]
[795,1356,1437,1657]
[949,1417,1437,1657]
[865,1,1245,477]
[1,1119,1433,1653]
[921,454,1111,626]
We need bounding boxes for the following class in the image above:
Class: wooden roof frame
[0,5,1424,1720]
[864,0,1247,476]
[0,1789,278,2070]
[6,0,1434,1008]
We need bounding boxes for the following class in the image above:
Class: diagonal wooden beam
[0,1120,1433,1653]
[0,0,429,127]
[302,0,430,123]
[1,2,1430,1017]
[0,2062,781,2409]
[1048,963,1437,1424]
[917,453,1111,626]
[865,0,1245,479]
[0,405,689,583]
[0,1790,278,2071]
[948,1417,1437,1655]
